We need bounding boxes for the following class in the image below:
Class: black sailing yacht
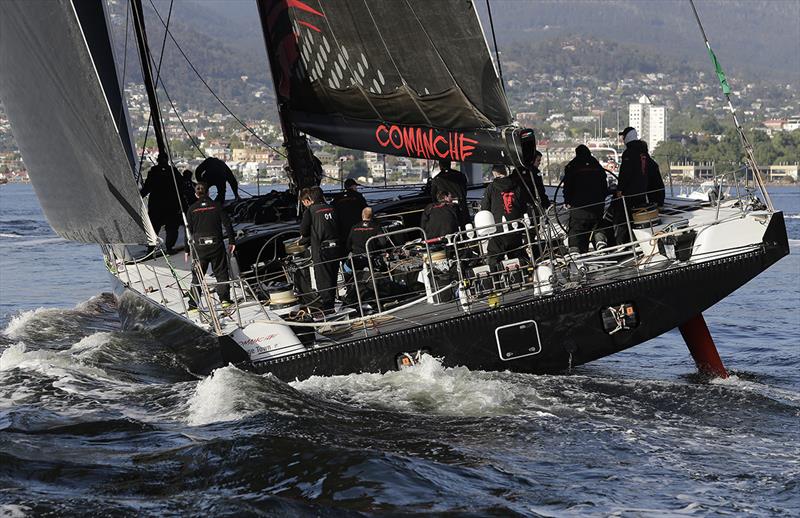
[0,0,788,381]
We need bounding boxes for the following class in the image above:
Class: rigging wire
[687,0,774,211]
[117,0,131,133]
[146,0,287,159]
[134,0,175,181]
[150,65,206,159]
[484,0,505,93]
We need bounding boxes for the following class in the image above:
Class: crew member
[185,182,236,310]
[431,160,469,226]
[514,150,551,214]
[421,191,460,239]
[140,153,182,254]
[563,145,609,253]
[346,207,384,270]
[614,127,666,242]
[195,156,240,203]
[332,178,368,241]
[299,186,340,310]
[481,164,527,266]
[180,169,196,213]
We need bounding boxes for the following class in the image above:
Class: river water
[1,183,798,516]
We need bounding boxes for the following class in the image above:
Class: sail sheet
[258,0,531,165]
[0,0,156,245]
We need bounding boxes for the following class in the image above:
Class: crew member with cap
[185,182,236,310]
[563,145,609,253]
[431,160,469,226]
[194,156,240,203]
[481,164,528,266]
[421,191,460,239]
[614,127,666,242]
[298,186,340,310]
[332,178,368,241]
[140,153,182,254]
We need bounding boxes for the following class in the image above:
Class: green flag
[707,47,732,95]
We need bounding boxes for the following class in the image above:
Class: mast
[130,0,167,159]
[256,0,321,192]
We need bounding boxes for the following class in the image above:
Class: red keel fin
[679,313,729,378]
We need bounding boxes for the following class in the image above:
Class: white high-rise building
[628,94,667,148]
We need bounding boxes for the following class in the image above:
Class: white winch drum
[474,210,496,236]
[267,285,299,315]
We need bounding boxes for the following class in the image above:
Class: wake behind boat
[0,0,788,381]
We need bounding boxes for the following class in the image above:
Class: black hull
[115,213,789,381]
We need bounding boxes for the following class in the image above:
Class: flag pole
[688,0,773,211]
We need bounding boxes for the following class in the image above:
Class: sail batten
[0,0,156,245]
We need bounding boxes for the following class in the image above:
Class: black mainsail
[257,0,534,173]
[0,0,156,245]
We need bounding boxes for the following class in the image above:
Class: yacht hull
[114,213,788,381]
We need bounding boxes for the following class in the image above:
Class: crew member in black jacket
[563,145,609,253]
[514,150,551,214]
[185,182,236,310]
[431,160,469,226]
[195,156,240,203]
[481,164,527,266]
[346,207,384,270]
[421,191,460,239]
[140,153,182,254]
[299,186,340,310]
[614,127,666,242]
[333,178,368,241]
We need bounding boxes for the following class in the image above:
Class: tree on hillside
[652,140,688,164]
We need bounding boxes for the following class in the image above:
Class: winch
[266,283,300,315]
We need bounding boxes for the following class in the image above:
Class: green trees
[651,130,798,169]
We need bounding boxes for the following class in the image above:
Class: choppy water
[1,183,798,516]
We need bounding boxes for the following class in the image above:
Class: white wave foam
[0,334,111,381]
[788,239,800,247]
[0,504,32,518]
[186,365,266,426]
[2,307,52,338]
[70,331,113,354]
[293,354,549,417]
[785,214,800,219]
[711,374,800,406]
[0,342,28,371]
[0,232,22,238]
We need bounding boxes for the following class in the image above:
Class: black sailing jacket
[299,202,339,259]
[481,175,527,222]
[187,195,235,250]
[563,154,608,212]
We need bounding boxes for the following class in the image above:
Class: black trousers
[568,207,605,253]
[189,247,230,306]
[313,247,340,310]
[612,197,646,245]
[148,209,180,250]
[487,233,524,268]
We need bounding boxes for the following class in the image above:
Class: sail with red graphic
[257,0,534,166]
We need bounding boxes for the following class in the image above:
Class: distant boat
[0,0,788,381]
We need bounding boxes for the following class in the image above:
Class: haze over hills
[106,0,796,120]
[478,0,800,83]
